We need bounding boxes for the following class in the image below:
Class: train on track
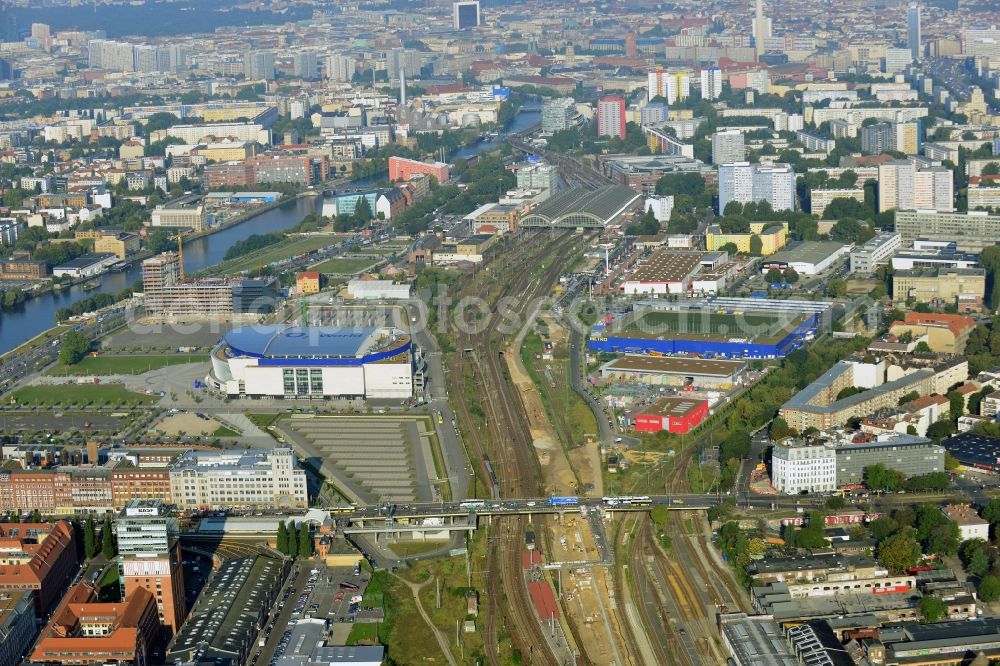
[601,495,653,507]
[483,455,501,499]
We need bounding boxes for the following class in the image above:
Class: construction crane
[176,232,185,282]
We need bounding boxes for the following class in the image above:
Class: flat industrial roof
[624,250,702,284]
[942,432,1000,467]
[764,240,850,266]
[603,355,746,377]
[641,396,706,418]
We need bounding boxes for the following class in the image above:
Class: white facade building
[644,195,674,223]
[168,447,308,510]
[771,441,837,494]
[850,232,902,274]
[700,67,723,100]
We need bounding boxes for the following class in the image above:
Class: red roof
[901,312,977,338]
[527,581,559,620]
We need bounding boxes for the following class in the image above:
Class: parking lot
[253,564,373,666]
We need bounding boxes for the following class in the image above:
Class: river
[0,108,541,355]
[0,195,321,354]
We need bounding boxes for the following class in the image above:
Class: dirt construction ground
[150,412,222,436]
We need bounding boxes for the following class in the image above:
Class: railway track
[445,230,583,665]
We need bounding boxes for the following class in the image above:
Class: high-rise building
[878,160,953,212]
[541,97,576,133]
[907,5,922,61]
[700,66,723,100]
[711,130,745,165]
[243,50,275,80]
[861,122,894,154]
[453,1,481,30]
[719,162,795,213]
[326,54,356,82]
[596,96,626,139]
[894,121,921,155]
[133,44,158,73]
[88,39,135,72]
[292,52,318,80]
[647,70,689,104]
[116,500,186,636]
[963,26,1000,60]
[753,0,771,59]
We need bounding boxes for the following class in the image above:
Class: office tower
[292,52,318,80]
[116,500,186,635]
[712,130,745,165]
[542,97,576,133]
[861,122,894,154]
[883,47,913,73]
[326,54,356,82]
[453,1,480,30]
[907,5,922,61]
[596,96,626,139]
[243,50,275,80]
[700,66,722,100]
[719,162,795,212]
[754,0,771,58]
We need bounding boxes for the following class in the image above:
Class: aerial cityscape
[0,0,999,664]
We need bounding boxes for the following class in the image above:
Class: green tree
[101,519,116,559]
[783,267,799,284]
[827,279,848,298]
[979,575,1000,602]
[765,268,783,284]
[298,523,313,558]
[84,516,97,559]
[960,539,992,578]
[877,532,921,573]
[946,391,966,422]
[919,596,947,623]
[914,341,933,353]
[353,196,373,225]
[277,521,287,554]
[984,498,1000,526]
[926,419,955,441]
[864,463,905,492]
[748,234,763,257]
[59,331,93,365]
[30,509,41,523]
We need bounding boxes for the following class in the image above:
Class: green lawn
[312,256,378,275]
[213,425,240,437]
[201,235,342,276]
[11,384,158,407]
[247,413,282,428]
[47,354,201,376]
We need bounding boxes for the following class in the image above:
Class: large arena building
[209,325,414,399]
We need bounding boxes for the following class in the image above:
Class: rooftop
[602,354,746,377]
[624,250,702,284]
[719,613,798,666]
[765,240,850,266]
[520,185,641,227]
[640,396,706,419]
[224,325,380,359]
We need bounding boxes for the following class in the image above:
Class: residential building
[878,161,953,212]
[647,70,690,104]
[712,130,745,165]
[862,122,894,154]
[167,448,308,511]
[894,210,1000,251]
[700,66,723,100]
[810,188,866,218]
[31,582,160,666]
[541,97,576,134]
[597,96,626,139]
[516,164,558,191]
[243,50,275,80]
[116,500,186,635]
[249,153,327,187]
[884,47,913,73]
[795,131,837,154]
[644,195,674,223]
[205,161,255,189]
[771,441,837,494]
[888,312,977,354]
[895,121,921,155]
[967,177,1000,210]
[850,232,902,274]
[942,504,989,541]
[388,156,450,183]
[892,268,986,310]
[0,258,46,279]
[719,162,795,212]
[0,521,78,618]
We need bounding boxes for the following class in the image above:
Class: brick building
[0,521,78,618]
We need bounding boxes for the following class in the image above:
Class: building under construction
[142,251,277,317]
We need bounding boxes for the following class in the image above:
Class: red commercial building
[204,161,255,189]
[388,156,451,183]
[597,96,626,139]
[634,397,709,434]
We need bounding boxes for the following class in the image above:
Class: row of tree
[276,519,314,558]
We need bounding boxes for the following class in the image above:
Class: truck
[548,496,579,507]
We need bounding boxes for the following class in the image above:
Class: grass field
[247,413,282,428]
[624,310,804,343]
[47,354,201,376]
[213,426,240,437]
[12,384,157,407]
[201,235,342,276]
[311,256,378,275]
[345,571,446,662]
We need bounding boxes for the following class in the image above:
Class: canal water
[0,108,542,354]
